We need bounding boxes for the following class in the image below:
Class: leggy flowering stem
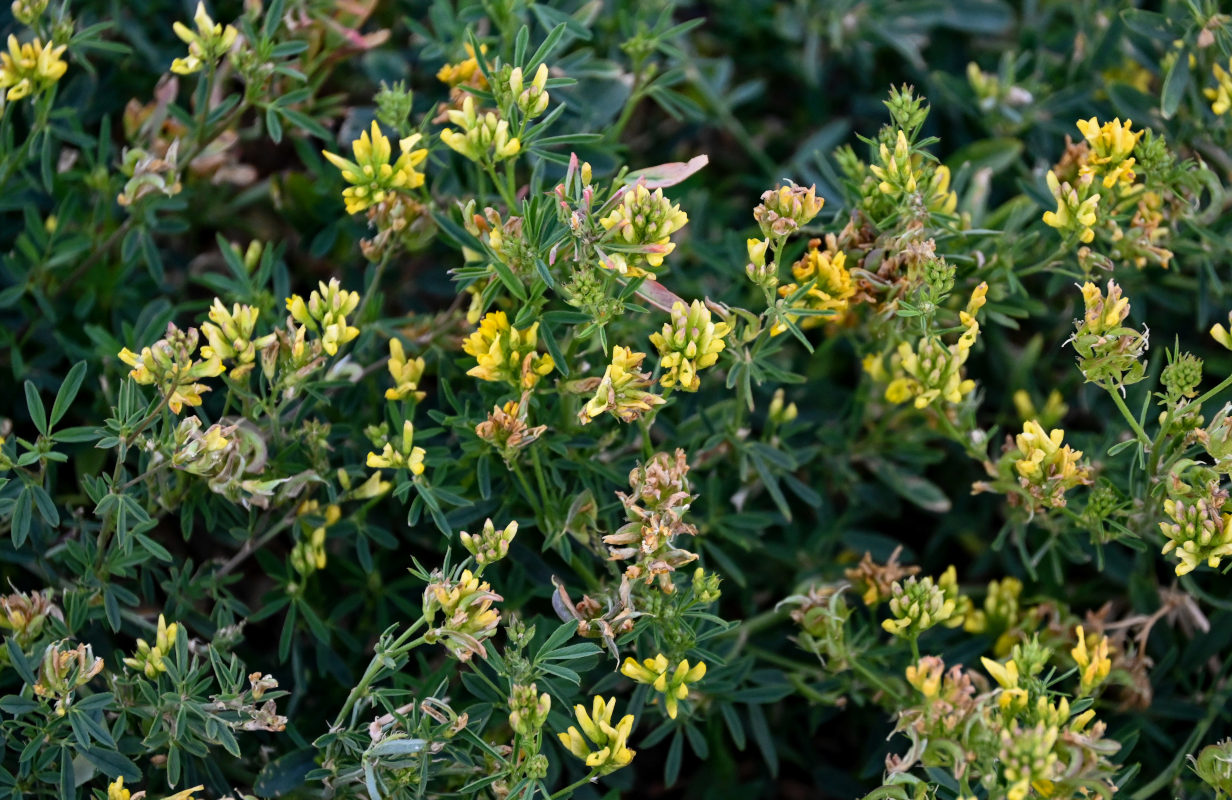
[356,249,395,323]
[1192,372,1232,410]
[330,623,429,730]
[1107,388,1150,445]
[548,769,599,800]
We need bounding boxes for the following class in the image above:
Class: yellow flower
[1075,116,1143,188]
[108,777,130,800]
[437,43,488,87]
[366,419,426,475]
[598,183,689,277]
[459,519,518,566]
[170,2,237,75]
[122,614,180,678]
[423,568,502,661]
[905,656,944,698]
[774,237,854,334]
[1011,421,1090,509]
[386,338,427,401]
[1207,59,1232,115]
[981,656,1028,713]
[1071,625,1112,696]
[1042,170,1099,244]
[322,121,428,215]
[649,300,730,391]
[440,96,521,163]
[462,311,555,389]
[118,323,224,414]
[557,696,637,775]
[285,278,360,356]
[200,298,272,377]
[161,787,205,800]
[0,34,67,101]
[620,654,706,719]
[577,346,665,424]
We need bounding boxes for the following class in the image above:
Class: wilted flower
[170,2,238,75]
[322,121,428,215]
[774,236,855,334]
[0,590,60,647]
[423,568,502,661]
[577,346,664,424]
[118,323,224,414]
[649,300,730,391]
[463,311,555,389]
[753,182,825,239]
[122,614,180,679]
[557,696,636,775]
[34,640,104,714]
[621,654,706,719]
[0,34,67,101]
[598,183,689,277]
[475,397,547,461]
[844,546,920,606]
[1069,280,1148,390]
[117,142,183,207]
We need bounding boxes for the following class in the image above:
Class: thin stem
[331,625,428,730]
[549,770,598,800]
[357,249,395,323]
[1108,388,1150,445]
[1193,372,1232,410]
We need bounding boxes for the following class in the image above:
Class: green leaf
[50,361,87,428]
[1161,50,1191,119]
[24,382,47,436]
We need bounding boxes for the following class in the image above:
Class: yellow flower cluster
[201,298,272,378]
[577,346,664,424]
[1012,421,1091,509]
[366,419,426,475]
[1208,58,1232,115]
[170,2,237,76]
[437,43,488,87]
[648,299,730,391]
[423,568,502,661]
[558,696,637,775]
[620,654,707,719]
[463,310,555,389]
[0,34,67,101]
[598,183,689,277]
[286,278,360,356]
[881,566,964,639]
[509,63,550,118]
[868,130,956,214]
[122,614,180,679]
[1071,625,1112,696]
[291,500,339,577]
[386,338,426,401]
[119,323,225,414]
[875,282,987,409]
[1158,483,1232,576]
[1075,117,1142,188]
[459,518,518,566]
[441,96,521,163]
[1042,170,1099,244]
[773,236,855,334]
[322,121,428,215]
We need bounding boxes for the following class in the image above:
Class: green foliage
[3,1,1232,799]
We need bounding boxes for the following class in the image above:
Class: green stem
[850,655,902,701]
[549,770,598,800]
[357,249,394,323]
[331,625,428,730]
[1193,372,1232,410]
[1108,387,1150,445]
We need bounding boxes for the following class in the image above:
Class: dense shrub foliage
[4,0,1232,798]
